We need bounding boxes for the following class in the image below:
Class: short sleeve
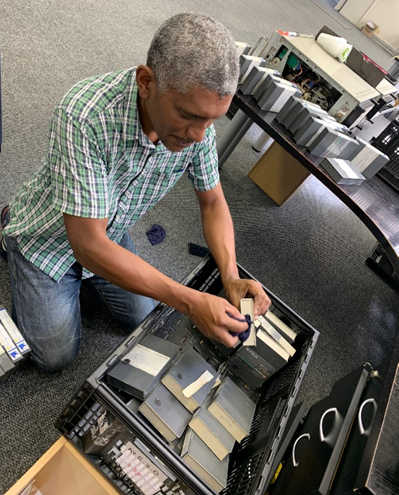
[186,125,220,191]
[48,107,109,218]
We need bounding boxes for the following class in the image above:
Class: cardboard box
[361,22,379,38]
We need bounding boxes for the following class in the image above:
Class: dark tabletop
[233,91,399,273]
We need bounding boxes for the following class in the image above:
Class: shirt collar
[124,68,169,153]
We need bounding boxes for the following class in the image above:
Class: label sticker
[124,344,171,376]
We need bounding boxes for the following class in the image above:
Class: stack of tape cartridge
[240,66,281,96]
[253,74,301,110]
[276,96,324,126]
[258,81,301,113]
[293,117,347,147]
[284,102,336,136]
[235,41,251,57]
[308,128,360,159]
[239,54,266,85]
[275,95,361,159]
[0,305,31,384]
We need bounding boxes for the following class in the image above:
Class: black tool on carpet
[188,242,210,257]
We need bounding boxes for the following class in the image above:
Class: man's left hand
[224,277,271,318]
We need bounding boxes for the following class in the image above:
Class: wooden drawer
[5,436,120,495]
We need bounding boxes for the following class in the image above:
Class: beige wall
[340,0,399,50]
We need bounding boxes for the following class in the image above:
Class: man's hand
[223,277,271,318]
[184,292,249,348]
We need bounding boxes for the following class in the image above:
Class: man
[2,12,270,372]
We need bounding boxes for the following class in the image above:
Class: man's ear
[136,65,156,99]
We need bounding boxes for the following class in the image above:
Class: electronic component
[253,74,298,103]
[256,315,296,357]
[264,310,297,343]
[0,345,14,384]
[0,321,23,364]
[308,127,357,158]
[293,116,348,147]
[259,31,386,124]
[228,346,275,389]
[327,133,361,160]
[187,242,209,257]
[235,41,251,57]
[277,97,328,127]
[288,104,335,136]
[0,306,30,356]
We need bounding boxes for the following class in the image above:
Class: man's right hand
[63,214,248,348]
[184,292,248,347]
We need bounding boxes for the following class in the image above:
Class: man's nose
[186,121,209,143]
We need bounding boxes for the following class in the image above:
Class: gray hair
[147,13,239,97]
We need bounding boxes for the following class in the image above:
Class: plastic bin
[55,255,319,495]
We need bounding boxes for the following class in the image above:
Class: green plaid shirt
[5,68,220,281]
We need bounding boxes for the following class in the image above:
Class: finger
[225,304,244,321]
[224,306,250,334]
[253,292,271,317]
[216,330,239,348]
[227,317,249,334]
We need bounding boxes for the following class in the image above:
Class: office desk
[217,92,399,274]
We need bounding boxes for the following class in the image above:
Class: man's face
[137,68,233,152]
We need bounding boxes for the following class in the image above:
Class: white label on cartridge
[352,146,377,171]
[0,322,22,362]
[0,309,30,353]
[124,344,171,376]
[183,370,214,398]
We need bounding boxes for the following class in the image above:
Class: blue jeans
[6,233,155,372]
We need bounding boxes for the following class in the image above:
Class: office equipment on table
[259,31,383,124]
[239,54,266,84]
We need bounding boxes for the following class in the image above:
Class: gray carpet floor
[0,0,398,492]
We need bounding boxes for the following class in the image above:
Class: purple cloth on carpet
[146,224,166,245]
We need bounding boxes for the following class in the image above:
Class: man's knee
[30,339,79,372]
